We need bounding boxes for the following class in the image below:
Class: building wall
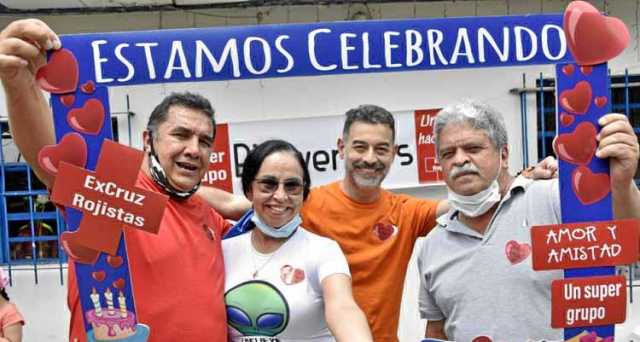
[0,0,639,340]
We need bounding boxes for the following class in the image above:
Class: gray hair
[435,100,508,155]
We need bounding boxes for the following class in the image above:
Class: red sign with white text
[202,123,232,192]
[414,109,443,184]
[531,219,639,270]
[551,275,626,328]
[51,140,168,259]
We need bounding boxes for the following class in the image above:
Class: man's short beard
[352,174,384,187]
[348,164,387,188]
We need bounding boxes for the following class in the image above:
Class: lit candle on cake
[118,291,128,318]
[90,288,102,317]
[104,288,115,315]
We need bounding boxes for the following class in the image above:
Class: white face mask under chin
[447,179,501,217]
[447,155,503,218]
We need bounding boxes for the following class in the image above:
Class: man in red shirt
[0,19,233,341]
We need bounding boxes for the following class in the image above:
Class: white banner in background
[203,109,444,194]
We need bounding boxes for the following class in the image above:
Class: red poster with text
[414,109,443,183]
[551,275,626,328]
[202,123,232,192]
[531,219,640,270]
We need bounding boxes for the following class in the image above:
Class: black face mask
[147,132,200,200]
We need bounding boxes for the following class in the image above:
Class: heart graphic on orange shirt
[372,222,397,241]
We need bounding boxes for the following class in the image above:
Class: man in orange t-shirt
[300,105,447,341]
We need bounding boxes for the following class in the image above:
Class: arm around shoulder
[322,273,373,342]
[197,186,251,220]
[435,200,449,218]
[402,194,446,238]
[425,320,448,340]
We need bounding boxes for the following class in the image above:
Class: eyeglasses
[254,177,304,196]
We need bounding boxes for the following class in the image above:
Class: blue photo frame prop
[46,6,624,341]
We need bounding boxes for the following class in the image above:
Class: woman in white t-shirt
[222,139,372,342]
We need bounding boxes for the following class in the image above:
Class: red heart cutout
[60,94,75,107]
[372,222,396,241]
[559,80,592,114]
[35,49,79,94]
[107,255,123,269]
[564,1,630,65]
[67,98,105,135]
[560,112,575,127]
[60,231,100,265]
[579,331,597,342]
[580,65,593,76]
[293,269,305,282]
[37,132,87,177]
[472,336,493,342]
[92,270,106,282]
[113,278,126,290]
[554,122,597,165]
[561,64,574,76]
[505,240,531,264]
[80,80,96,94]
[594,96,608,108]
[280,265,305,285]
[572,166,610,205]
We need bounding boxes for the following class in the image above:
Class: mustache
[449,163,480,179]
[353,161,385,171]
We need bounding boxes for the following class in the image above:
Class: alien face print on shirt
[225,280,290,341]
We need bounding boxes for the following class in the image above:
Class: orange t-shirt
[0,302,24,337]
[68,173,228,342]
[301,182,439,342]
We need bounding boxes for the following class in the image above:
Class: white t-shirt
[223,227,351,342]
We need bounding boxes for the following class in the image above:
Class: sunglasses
[254,177,304,196]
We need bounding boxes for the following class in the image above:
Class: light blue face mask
[251,213,301,239]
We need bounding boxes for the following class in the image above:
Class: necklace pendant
[252,270,258,278]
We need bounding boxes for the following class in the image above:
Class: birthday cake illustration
[86,288,136,341]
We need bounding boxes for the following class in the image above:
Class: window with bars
[0,121,67,284]
[536,73,640,182]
